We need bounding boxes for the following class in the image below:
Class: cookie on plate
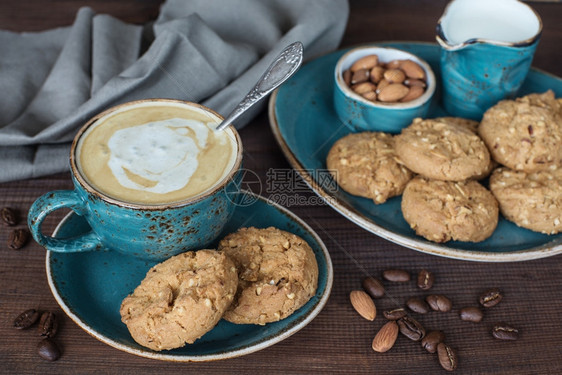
[326,132,413,204]
[218,227,318,325]
[489,167,562,234]
[478,90,562,172]
[120,250,238,351]
[395,117,491,181]
[401,176,499,243]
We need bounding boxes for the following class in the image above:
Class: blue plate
[269,42,562,262]
[47,192,333,361]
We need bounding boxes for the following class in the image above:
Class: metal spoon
[215,41,304,131]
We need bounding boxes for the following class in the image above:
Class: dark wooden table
[1,1,561,374]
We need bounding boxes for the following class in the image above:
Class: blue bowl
[334,46,436,133]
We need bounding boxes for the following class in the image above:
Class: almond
[350,290,376,321]
[386,59,403,70]
[404,78,427,88]
[372,321,399,353]
[352,82,376,95]
[350,55,379,72]
[343,69,351,86]
[351,68,370,85]
[400,60,426,80]
[362,91,377,101]
[383,69,406,84]
[378,83,409,102]
[376,79,390,94]
[369,66,385,84]
[400,85,425,102]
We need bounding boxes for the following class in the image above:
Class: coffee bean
[38,311,58,338]
[8,228,30,250]
[426,294,452,312]
[1,207,17,226]
[459,306,483,322]
[397,316,425,341]
[362,276,385,298]
[406,297,430,314]
[13,309,40,329]
[37,338,61,361]
[421,330,445,353]
[416,269,434,290]
[437,343,458,371]
[492,322,519,340]
[382,269,410,282]
[479,288,503,308]
[383,307,407,320]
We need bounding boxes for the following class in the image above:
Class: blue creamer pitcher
[436,0,542,119]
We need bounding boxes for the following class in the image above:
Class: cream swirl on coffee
[107,118,218,194]
[76,101,238,205]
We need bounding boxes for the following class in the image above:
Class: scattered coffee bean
[426,294,452,312]
[459,306,483,323]
[492,322,519,340]
[8,228,30,250]
[421,330,445,353]
[372,321,399,353]
[479,288,503,308]
[383,307,407,320]
[382,269,410,282]
[1,207,17,226]
[362,276,385,298]
[37,338,61,361]
[38,311,58,338]
[406,297,430,314]
[397,316,425,341]
[13,309,40,330]
[437,343,458,371]
[416,269,434,290]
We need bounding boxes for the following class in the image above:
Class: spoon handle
[216,41,304,131]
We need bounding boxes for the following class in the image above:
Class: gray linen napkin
[0,0,349,182]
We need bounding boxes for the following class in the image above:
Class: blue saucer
[47,192,333,361]
[269,41,562,262]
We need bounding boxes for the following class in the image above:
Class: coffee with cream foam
[76,101,239,205]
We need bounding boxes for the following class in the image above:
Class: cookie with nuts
[489,167,562,234]
[326,132,413,204]
[218,227,318,325]
[401,176,499,243]
[395,117,491,181]
[120,250,238,351]
[478,90,562,173]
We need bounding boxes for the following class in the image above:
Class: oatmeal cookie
[326,132,413,204]
[401,176,499,243]
[478,90,562,172]
[120,250,238,351]
[395,117,491,181]
[218,227,318,325]
[489,167,562,234]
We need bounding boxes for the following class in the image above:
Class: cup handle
[28,190,103,253]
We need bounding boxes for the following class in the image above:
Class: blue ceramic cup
[28,99,243,261]
[436,0,542,120]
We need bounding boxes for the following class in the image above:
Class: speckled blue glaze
[28,99,243,261]
[270,42,562,261]
[29,170,243,260]
[333,46,436,133]
[436,0,542,120]
[47,192,333,361]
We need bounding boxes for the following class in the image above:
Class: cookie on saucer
[120,250,238,351]
[489,167,562,234]
[218,227,318,325]
[326,132,413,204]
[395,117,491,181]
[401,176,499,243]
